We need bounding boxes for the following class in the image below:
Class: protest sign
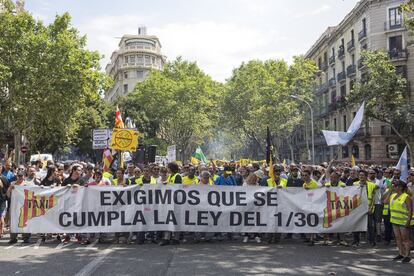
[11,185,367,234]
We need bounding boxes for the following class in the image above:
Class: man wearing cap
[286,164,304,187]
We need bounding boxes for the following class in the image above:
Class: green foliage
[348,50,414,157]
[0,9,111,154]
[222,56,317,158]
[116,57,223,160]
[402,1,414,44]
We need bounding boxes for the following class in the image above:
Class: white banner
[11,185,368,234]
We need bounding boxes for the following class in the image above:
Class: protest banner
[11,185,367,234]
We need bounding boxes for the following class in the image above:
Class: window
[351,54,355,65]
[334,118,337,131]
[152,57,156,64]
[389,35,403,51]
[145,55,151,64]
[129,55,135,63]
[137,55,144,64]
[342,146,349,158]
[124,56,128,63]
[364,144,372,160]
[136,70,144,79]
[381,126,386,135]
[351,29,354,41]
[341,38,344,47]
[362,18,366,32]
[352,145,359,159]
[389,7,402,28]
[123,84,128,93]
[343,115,347,131]
[331,89,337,103]
[124,72,128,79]
[332,47,335,56]
[341,61,345,72]
[340,84,346,97]
[318,57,322,69]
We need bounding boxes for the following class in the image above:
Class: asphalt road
[0,233,413,276]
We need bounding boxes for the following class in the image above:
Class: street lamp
[290,95,315,164]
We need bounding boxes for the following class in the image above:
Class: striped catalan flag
[323,190,361,228]
[18,190,58,228]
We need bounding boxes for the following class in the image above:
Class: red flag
[102,148,113,172]
[115,106,124,128]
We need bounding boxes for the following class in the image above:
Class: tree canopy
[348,50,414,158]
[0,2,111,157]
[116,58,223,160]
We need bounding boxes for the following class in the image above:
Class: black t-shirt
[62,176,82,186]
[41,178,59,187]
[287,176,304,187]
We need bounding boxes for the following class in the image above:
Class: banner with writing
[11,185,368,233]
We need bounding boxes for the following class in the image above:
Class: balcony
[347,40,355,52]
[335,95,347,108]
[357,58,366,70]
[337,71,346,83]
[329,77,336,88]
[346,64,356,77]
[358,29,367,42]
[320,61,328,71]
[317,82,329,94]
[338,47,345,60]
[384,21,405,32]
[389,49,408,61]
[329,55,335,66]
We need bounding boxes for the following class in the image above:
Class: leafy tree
[0,3,111,160]
[402,1,414,42]
[222,56,317,159]
[348,50,414,158]
[117,57,222,161]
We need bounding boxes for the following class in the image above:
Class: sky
[25,0,360,82]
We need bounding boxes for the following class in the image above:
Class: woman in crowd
[384,179,413,263]
[40,165,61,187]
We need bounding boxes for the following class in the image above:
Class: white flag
[396,146,408,182]
[322,102,364,146]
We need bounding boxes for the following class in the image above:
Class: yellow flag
[351,155,356,167]
[191,157,200,165]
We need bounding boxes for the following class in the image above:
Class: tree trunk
[14,131,21,165]
[289,144,294,163]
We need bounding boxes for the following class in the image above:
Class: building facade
[282,0,412,165]
[105,27,165,102]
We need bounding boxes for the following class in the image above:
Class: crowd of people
[0,158,413,263]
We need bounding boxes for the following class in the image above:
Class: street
[0,234,412,276]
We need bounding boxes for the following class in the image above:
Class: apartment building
[283,0,412,165]
[105,27,166,102]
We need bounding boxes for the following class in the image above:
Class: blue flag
[396,146,408,182]
[322,102,364,146]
